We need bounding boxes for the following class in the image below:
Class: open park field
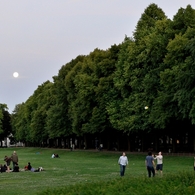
[0,147,195,195]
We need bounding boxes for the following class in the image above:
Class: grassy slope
[0,148,194,195]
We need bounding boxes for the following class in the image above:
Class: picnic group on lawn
[0,151,43,173]
[2,151,19,173]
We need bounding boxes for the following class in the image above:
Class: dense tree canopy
[7,4,195,151]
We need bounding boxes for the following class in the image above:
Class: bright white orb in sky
[13,72,19,78]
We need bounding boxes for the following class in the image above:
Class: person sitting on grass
[0,164,6,173]
[24,162,32,171]
[55,154,59,158]
[51,153,59,158]
[13,163,19,172]
[24,162,43,172]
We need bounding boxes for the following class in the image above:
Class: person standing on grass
[11,151,18,170]
[118,152,128,176]
[145,151,155,177]
[194,157,195,171]
[154,151,163,175]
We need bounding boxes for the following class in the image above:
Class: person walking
[11,151,18,170]
[154,151,163,175]
[145,151,155,177]
[118,152,128,176]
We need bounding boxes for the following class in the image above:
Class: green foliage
[12,81,54,144]
[109,15,171,132]
[0,103,10,136]
[0,108,3,131]
[133,3,166,41]
[8,3,195,146]
[46,57,85,138]
[172,5,195,35]
[159,27,195,124]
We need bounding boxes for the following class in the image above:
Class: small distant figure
[24,162,42,172]
[4,156,12,172]
[118,152,128,176]
[24,162,32,171]
[194,157,195,171]
[0,164,7,173]
[31,167,43,172]
[70,144,75,151]
[154,151,163,175]
[11,151,19,170]
[145,151,155,177]
[38,167,44,171]
[51,153,59,158]
[13,163,19,172]
[98,144,103,151]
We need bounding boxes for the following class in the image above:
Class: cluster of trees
[0,104,12,146]
[1,4,195,152]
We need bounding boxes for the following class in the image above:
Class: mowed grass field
[0,147,194,195]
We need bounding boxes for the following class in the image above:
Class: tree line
[1,4,195,152]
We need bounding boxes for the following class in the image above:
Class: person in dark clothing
[0,164,6,173]
[24,162,32,171]
[4,156,11,172]
[145,151,155,177]
[13,163,19,172]
[11,151,19,170]
[28,162,32,170]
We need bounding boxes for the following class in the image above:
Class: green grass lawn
[0,148,194,195]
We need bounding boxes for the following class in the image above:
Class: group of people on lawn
[2,150,194,177]
[1,151,19,173]
[1,151,43,173]
[1,150,60,173]
[118,151,163,177]
[145,151,163,177]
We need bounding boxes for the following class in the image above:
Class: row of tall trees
[6,4,195,152]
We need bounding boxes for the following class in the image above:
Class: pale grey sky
[1,0,194,112]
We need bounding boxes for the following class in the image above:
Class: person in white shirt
[154,151,163,174]
[194,157,195,171]
[118,152,128,176]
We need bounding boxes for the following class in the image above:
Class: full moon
[13,72,19,78]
